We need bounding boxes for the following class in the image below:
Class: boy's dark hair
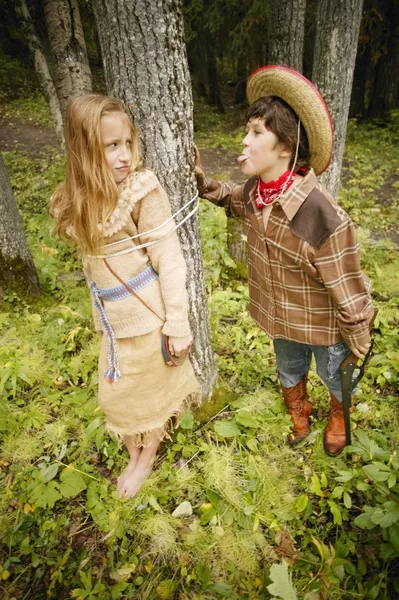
[245,96,310,171]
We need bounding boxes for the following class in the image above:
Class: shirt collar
[275,169,318,221]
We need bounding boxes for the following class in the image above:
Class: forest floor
[1,54,399,600]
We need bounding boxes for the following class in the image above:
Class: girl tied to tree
[51,94,200,498]
[195,66,375,457]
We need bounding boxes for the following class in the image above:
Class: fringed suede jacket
[82,169,191,340]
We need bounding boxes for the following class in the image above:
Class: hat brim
[247,65,333,175]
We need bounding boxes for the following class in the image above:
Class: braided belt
[90,265,159,383]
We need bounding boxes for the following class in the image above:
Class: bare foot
[116,444,140,494]
[117,465,153,498]
[116,457,139,493]
[117,434,160,499]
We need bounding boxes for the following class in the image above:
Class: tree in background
[312,0,364,199]
[92,0,217,397]
[227,0,307,263]
[0,154,40,297]
[184,0,269,108]
[367,0,399,118]
[268,0,306,72]
[43,0,92,120]
[14,0,65,147]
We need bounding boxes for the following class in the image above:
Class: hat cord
[256,118,302,204]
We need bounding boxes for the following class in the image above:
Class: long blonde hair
[50,94,141,253]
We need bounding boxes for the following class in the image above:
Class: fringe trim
[104,390,202,448]
[103,169,159,237]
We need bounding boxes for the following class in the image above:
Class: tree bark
[227,218,248,264]
[268,0,307,72]
[312,0,364,199]
[14,0,65,148]
[43,0,92,120]
[92,0,217,397]
[0,154,41,298]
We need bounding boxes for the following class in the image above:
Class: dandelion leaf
[267,560,298,600]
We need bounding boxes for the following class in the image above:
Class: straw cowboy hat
[247,65,334,175]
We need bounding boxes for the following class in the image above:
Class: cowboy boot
[281,375,313,445]
[324,393,346,457]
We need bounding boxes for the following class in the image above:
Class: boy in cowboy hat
[195,65,374,456]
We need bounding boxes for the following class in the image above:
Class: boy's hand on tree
[194,145,203,175]
[168,334,193,357]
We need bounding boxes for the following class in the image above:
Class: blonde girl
[51,94,200,498]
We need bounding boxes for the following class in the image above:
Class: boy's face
[238,118,291,182]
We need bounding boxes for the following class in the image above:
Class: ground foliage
[0,62,399,600]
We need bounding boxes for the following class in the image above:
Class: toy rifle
[339,310,378,446]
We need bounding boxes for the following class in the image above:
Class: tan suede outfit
[82,169,200,445]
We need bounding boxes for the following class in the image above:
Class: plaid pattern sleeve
[195,167,374,348]
[196,168,246,218]
[313,216,374,349]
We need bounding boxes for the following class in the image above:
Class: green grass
[0,53,52,127]
[194,95,244,152]
[0,71,399,599]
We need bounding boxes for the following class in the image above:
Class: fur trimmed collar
[102,168,159,237]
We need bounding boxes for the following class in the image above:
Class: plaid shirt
[197,169,374,349]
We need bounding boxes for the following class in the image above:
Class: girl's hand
[168,334,193,357]
[350,342,371,360]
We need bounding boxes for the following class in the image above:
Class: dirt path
[199,147,244,183]
[0,117,58,155]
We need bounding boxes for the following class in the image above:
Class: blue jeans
[273,339,352,402]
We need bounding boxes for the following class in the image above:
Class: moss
[0,251,40,298]
[194,383,236,422]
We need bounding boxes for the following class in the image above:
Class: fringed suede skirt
[98,327,200,446]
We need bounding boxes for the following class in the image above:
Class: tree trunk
[0,154,41,298]
[43,0,92,120]
[349,0,372,119]
[312,0,364,199]
[206,35,224,112]
[14,0,65,148]
[92,0,217,397]
[227,219,248,264]
[349,41,370,118]
[268,0,306,72]
[227,0,306,266]
[367,1,399,118]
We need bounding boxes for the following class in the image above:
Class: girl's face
[101,112,133,183]
[238,117,291,182]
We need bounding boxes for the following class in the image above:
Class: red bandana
[256,169,300,209]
